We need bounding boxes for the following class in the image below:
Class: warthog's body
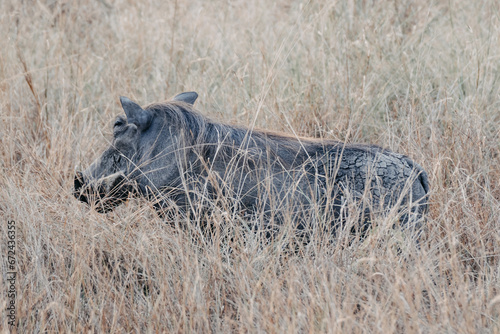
[74,92,429,233]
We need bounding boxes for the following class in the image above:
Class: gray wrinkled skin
[74,92,429,233]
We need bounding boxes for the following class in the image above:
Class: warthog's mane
[143,100,389,171]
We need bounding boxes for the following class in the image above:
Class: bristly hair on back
[141,100,345,170]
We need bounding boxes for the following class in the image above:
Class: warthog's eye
[114,119,125,128]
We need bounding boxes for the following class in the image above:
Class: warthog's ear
[173,91,198,105]
[120,96,153,131]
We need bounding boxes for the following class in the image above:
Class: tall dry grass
[1,0,499,332]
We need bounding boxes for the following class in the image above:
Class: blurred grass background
[1,0,499,332]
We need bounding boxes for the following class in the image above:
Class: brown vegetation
[1,0,499,332]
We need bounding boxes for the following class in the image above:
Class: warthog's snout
[74,171,132,213]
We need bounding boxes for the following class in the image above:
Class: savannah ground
[1,0,499,332]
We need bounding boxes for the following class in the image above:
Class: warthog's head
[74,92,198,213]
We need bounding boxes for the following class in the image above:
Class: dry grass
[1,0,500,332]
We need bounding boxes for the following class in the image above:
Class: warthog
[74,92,429,234]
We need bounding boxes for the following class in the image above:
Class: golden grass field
[1,0,500,332]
